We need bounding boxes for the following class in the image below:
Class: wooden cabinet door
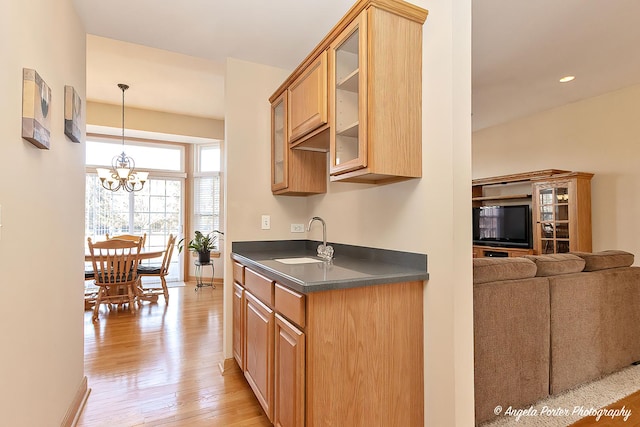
[232,282,244,370]
[274,314,305,427]
[531,173,592,254]
[244,291,275,421]
[271,92,288,192]
[288,50,328,143]
[532,180,572,254]
[329,11,368,175]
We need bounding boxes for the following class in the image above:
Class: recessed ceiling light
[559,75,575,83]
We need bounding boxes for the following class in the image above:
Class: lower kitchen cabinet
[305,282,423,426]
[232,282,244,370]
[232,263,424,426]
[274,313,305,427]
[244,291,275,421]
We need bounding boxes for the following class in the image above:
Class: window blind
[193,174,220,244]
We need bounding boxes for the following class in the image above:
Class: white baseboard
[61,376,90,427]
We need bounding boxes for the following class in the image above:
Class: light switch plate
[291,223,305,233]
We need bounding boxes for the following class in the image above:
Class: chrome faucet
[307,216,334,261]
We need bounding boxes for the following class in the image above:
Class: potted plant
[178,230,223,264]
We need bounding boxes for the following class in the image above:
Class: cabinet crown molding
[269,0,428,102]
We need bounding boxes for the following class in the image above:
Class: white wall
[473,83,640,262]
[0,1,86,425]
[222,0,474,423]
[223,57,310,362]
[87,101,225,140]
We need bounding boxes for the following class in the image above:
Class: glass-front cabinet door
[329,11,367,175]
[532,173,593,254]
[534,181,571,253]
[271,93,287,191]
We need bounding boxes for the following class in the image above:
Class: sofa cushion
[571,250,634,271]
[473,257,537,284]
[524,254,585,276]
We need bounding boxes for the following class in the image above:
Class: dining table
[84,248,164,262]
[84,248,166,308]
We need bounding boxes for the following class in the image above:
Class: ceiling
[472,0,640,130]
[76,0,640,130]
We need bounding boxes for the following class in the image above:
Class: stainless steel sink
[274,257,324,265]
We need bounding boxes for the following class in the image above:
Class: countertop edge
[231,251,429,294]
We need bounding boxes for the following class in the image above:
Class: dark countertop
[231,240,428,294]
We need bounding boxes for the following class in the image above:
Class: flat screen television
[472,205,532,248]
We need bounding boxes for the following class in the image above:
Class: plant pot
[198,251,211,264]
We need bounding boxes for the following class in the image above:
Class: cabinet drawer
[245,268,274,307]
[275,283,305,328]
[233,261,245,285]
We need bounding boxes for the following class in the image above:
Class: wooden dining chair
[87,237,143,322]
[84,270,98,310]
[106,233,147,247]
[137,234,176,302]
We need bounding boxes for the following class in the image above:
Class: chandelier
[96,83,148,192]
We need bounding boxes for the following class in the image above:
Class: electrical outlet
[291,223,305,233]
[261,215,271,230]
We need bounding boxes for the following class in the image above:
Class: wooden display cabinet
[531,172,593,254]
[269,0,428,191]
[271,91,327,196]
[328,4,426,183]
[471,169,593,257]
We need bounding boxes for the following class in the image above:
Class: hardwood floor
[77,285,271,426]
[79,284,640,426]
[570,388,640,426]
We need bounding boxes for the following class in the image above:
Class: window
[199,145,221,173]
[192,143,222,246]
[85,137,186,282]
[86,140,183,171]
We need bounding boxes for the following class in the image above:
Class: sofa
[473,250,640,425]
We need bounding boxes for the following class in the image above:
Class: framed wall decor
[64,85,82,143]
[22,68,52,149]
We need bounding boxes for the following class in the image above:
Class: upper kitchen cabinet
[288,51,329,147]
[271,91,327,196]
[270,0,428,193]
[329,2,427,183]
[271,92,288,192]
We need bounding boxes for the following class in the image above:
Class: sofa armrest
[474,276,550,423]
